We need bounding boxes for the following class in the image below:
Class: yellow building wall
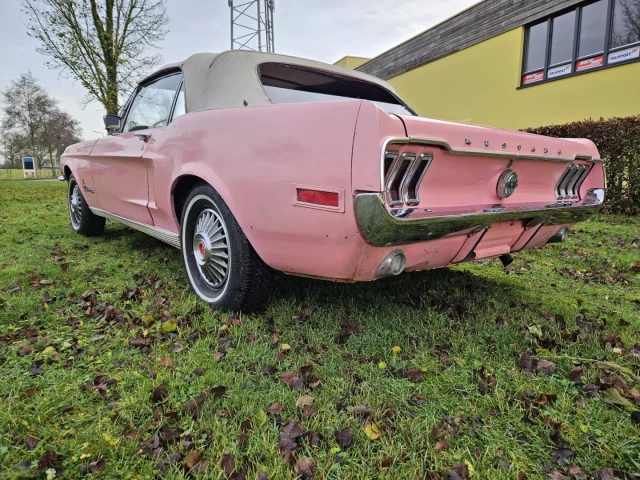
[388,28,640,130]
[334,56,371,70]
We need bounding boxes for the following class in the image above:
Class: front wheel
[67,175,105,237]
[180,183,272,312]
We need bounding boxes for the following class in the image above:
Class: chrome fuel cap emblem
[497,169,518,199]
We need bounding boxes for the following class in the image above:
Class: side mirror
[103,114,121,133]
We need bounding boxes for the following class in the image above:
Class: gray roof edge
[356,0,584,80]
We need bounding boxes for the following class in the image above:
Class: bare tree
[1,72,83,175]
[0,133,28,176]
[22,0,169,115]
[38,108,83,174]
[1,72,54,169]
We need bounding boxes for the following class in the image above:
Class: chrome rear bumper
[354,189,604,247]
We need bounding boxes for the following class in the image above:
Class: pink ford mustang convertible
[60,51,605,312]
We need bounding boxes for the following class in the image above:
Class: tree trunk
[49,143,55,176]
[106,67,119,115]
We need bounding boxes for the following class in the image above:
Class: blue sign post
[22,157,36,178]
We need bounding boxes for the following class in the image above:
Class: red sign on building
[576,56,604,72]
[522,71,544,85]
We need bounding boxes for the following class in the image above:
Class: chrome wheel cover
[69,184,82,229]
[192,208,230,288]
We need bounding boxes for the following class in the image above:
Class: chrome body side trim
[354,189,605,247]
[90,208,181,249]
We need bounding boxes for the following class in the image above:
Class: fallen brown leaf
[347,405,372,416]
[295,457,317,480]
[266,402,284,415]
[536,359,556,375]
[185,451,207,473]
[25,435,39,450]
[221,454,236,477]
[445,462,469,479]
[158,356,174,368]
[567,464,587,480]
[79,458,107,475]
[435,440,449,452]
[296,395,314,408]
[152,384,169,403]
[19,344,32,356]
[335,427,352,449]
[279,370,303,390]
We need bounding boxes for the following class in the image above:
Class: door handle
[134,132,152,142]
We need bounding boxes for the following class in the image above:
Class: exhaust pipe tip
[376,250,406,278]
[547,227,570,244]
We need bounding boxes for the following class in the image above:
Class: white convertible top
[138,50,399,113]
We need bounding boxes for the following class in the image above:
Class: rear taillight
[383,152,398,182]
[296,188,339,207]
[386,153,413,206]
[555,164,590,200]
[403,153,432,205]
[384,151,433,206]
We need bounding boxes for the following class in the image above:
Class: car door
[89,73,183,225]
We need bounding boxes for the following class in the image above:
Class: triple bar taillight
[555,164,591,200]
[383,151,433,206]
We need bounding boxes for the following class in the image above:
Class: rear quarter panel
[147,100,384,279]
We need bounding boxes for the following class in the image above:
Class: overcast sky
[0,0,478,139]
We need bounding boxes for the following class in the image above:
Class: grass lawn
[1,169,59,180]
[0,180,639,479]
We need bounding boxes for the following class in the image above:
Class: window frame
[168,78,186,123]
[549,9,577,67]
[519,0,640,88]
[119,70,184,133]
[522,19,550,74]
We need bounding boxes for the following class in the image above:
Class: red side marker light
[296,188,339,207]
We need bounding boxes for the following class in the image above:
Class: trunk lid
[395,115,600,162]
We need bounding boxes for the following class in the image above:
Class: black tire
[180,183,272,312]
[67,174,105,237]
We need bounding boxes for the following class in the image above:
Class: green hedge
[525,115,640,215]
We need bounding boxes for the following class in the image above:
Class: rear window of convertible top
[258,62,414,115]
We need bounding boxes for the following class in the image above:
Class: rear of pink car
[164,92,605,285]
[60,52,605,311]
[345,101,605,280]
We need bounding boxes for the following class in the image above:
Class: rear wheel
[67,175,105,236]
[180,183,272,312]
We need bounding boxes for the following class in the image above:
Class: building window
[524,21,549,72]
[578,0,607,57]
[611,0,640,48]
[521,0,640,86]
[550,11,576,65]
